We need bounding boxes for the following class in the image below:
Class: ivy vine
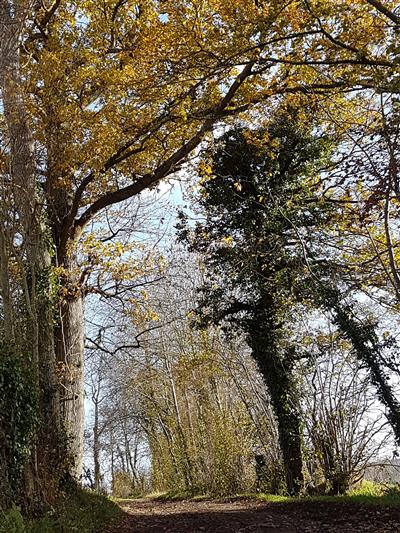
[0,343,39,495]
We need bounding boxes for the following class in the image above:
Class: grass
[148,481,400,507]
[0,488,122,533]
[299,481,400,507]
[256,481,400,507]
[150,490,212,502]
[148,490,291,503]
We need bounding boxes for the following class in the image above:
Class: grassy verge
[293,481,400,507]
[149,481,400,507]
[149,490,212,502]
[0,488,122,533]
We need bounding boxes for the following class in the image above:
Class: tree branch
[73,61,257,231]
[24,0,62,44]
[365,0,400,25]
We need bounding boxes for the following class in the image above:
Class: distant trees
[83,252,391,498]
[84,259,282,496]
[140,327,261,495]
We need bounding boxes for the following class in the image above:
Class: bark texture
[55,287,85,478]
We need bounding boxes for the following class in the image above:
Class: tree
[317,286,400,444]
[178,108,334,494]
[0,1,62,507]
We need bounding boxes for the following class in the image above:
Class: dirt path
[104,498,400,532]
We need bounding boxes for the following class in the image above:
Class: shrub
[0,506,26,533]
[112,471,136,499]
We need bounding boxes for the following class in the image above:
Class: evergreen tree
[178,108,333,495]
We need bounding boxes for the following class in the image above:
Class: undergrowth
[300,480,400,506]
[150,490,211,502]
[0,488,121,533]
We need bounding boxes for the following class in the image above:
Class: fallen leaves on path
[103,498,400,532]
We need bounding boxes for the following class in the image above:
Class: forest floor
[104,497,400,532]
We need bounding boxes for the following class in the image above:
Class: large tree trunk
[0,0,62,507]
[45,92,87,479]
[54,278,85,479]
[249,322,304,496]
